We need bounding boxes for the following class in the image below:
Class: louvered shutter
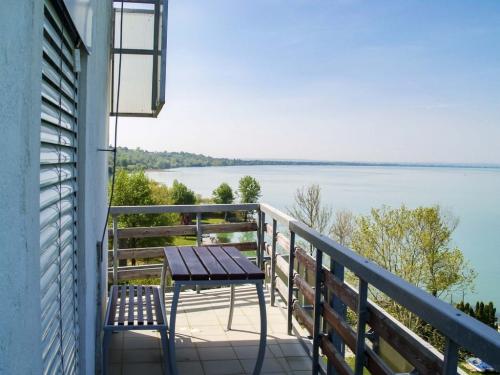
[40,1,80,374]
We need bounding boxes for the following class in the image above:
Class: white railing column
[270,219,277,306]
[287,231,296,335]
[112,215,119,285]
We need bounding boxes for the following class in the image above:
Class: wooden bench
[103,285,169,375]
[161,246,266,375]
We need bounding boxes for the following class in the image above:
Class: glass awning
[111,0,168,117]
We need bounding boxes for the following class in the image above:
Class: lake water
[147,165,500,308]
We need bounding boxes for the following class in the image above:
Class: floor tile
[198,346,237,360]
[122,363,163,375]
[116,286,310,375]
[202,359,244,375]
[122,349,162,363]
[176,361,205,375]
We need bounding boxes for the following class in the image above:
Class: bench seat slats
[164,247,190,280]
[179,247,208,280]
[145,286,154,325]
[222,247,265,280]
[128,286,135,325]
[118,285,127,325]
[152,287,164,325]
[207,247,247,279]
[137,286,144,325]
[193,246,228,280]
[106,285,165,328]
[165,245,265,281]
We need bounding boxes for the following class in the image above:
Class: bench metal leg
[168,283,181,375]
[253,281,267,375]
[160,328,170,375]
[102,331,111,375]
[226,284,235,331]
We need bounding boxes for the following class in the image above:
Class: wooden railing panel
[108,242,257,263]
[110,222,257,239]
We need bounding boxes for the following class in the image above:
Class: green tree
[212,183,235,204]
[170,180,196,205]
[456,301,498,330]
[112,170,156,229]
[238,176,261,203]
[170,180,196,224]
[110,171,175,265]
[351,205,476,331]
[212,182,235,221]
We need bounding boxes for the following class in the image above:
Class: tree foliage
[288,184,332,235]
[330,209,355,247]
[111,146,352,172]
[110,171,176,257]
[350,205,476,330]
[170,180,196,205]
[212,183,235,204]
[456,301,498,330]
[238,176,261,203]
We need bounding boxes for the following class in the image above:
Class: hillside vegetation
[112,147,336,171]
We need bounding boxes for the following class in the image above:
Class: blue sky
[116,0,500,163]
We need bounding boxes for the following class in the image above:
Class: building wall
[0,1,112,374]
[77,1,112,374]
[0,1,44,374]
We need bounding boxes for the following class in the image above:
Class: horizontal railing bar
[298,246,444,372]
[112,264,163,271]
[107,242,259,261]
[323,271,443,374]
[108,265,163,281]
[110,203,259,215]
[293,300,313,334]
[110,222,257,239]
[296,273,392,375]
[110,247,164,260]
[260,203,500,366]
[320,335,353,375]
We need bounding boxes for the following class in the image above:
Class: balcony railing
[108,203,500,374]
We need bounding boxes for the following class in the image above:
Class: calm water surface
[147,165,500,307]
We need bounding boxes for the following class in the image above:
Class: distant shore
[113,147,500,172]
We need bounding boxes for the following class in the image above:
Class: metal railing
[108,203,259,282]
[107,203,500,374]
[259,203,500,374]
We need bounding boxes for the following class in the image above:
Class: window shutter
[40,1,79,373]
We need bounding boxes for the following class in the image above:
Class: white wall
[0,0,112,374]
[77,0,112,373]
[0,1,44,374]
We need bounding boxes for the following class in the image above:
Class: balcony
[106,203,500,374]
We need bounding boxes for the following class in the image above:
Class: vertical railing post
[312,248,323,375]
[287,231,296,335]
[196,212,202,246]
[259,211,266,270]
[196,212,202,294]
[443,338,459,375]
[354,279,368,375]
[270,219,277,306]
[112,215,118,285]
[256,209,262,268]
[327,260,346,375]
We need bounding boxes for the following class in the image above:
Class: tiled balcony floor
[108,286,311,375]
